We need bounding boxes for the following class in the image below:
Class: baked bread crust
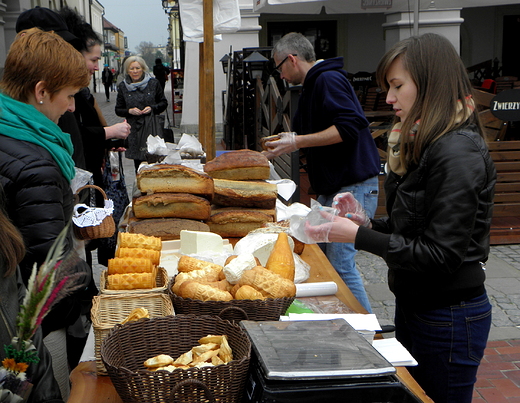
[127,217,210,240]
[137,164,214,197]
[207,209,274,238]
[213,179,277,209]
[133,193,211,220]
[203,149,270,180]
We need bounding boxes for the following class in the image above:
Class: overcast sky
[100,0,170,52]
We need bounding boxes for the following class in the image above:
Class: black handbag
[97,151,130,266]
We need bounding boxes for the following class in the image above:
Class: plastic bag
[179,0,240,43]
[289,199,338,244]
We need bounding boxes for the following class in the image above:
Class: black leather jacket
[356,125,496,310]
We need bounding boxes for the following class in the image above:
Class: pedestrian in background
[102,64,113,102]
[116,56,168,171]
[305,33,495,403]
[153,57,170,90]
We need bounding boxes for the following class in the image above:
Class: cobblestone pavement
[93,88,520,342]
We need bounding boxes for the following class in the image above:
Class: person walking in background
[263,32,380,313]
[153,57,170,90]
[305,33,495,403]
[0,28,93,401]
[102,64,113,102]
[116,56,168,171]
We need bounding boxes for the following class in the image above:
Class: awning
[254,0,520,14]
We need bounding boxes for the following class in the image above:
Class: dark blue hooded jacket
[292,57,380,195]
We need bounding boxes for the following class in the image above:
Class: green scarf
[0,92,75,182]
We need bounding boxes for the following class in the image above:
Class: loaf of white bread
[137,164,214,198]
[127,217,210,241]
[207,208,274,238]
[213,179,277,209]
[203,149,270,180]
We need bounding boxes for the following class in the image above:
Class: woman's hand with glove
[304,209,360,243]
[333,192,372,228]
[262,132,298,159]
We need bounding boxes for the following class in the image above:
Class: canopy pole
[200,0,216,160]
[413,0,419,36]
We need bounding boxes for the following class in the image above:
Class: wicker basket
[100,266,169,294]
[168,277,294,322]
[73,184,116,240]
[91,293,174,375]
[101,315,251,403]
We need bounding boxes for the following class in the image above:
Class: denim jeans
[317,176,379,313]
[395,291,492,403]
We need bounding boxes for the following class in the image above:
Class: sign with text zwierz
[491,89,520,122]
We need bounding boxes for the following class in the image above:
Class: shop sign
[362,0,392,9]
[491,89,520,122]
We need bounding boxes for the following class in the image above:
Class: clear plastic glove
[263,131,298,158]
[304,220,333,243]
[290,199,337,244]
[333,192,371,227]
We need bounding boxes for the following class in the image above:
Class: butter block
[180,230,224,255]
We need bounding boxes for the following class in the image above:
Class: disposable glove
[333,192,371,227]
[263,131,297,158]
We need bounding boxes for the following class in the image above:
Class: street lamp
[219,53,230,75]
[243,51,269,79]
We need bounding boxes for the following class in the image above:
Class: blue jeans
[395,291,492,403]
[317,176,379,313]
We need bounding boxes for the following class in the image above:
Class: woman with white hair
[115,56,168,171]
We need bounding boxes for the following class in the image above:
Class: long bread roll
[237,266,296,298]
[178,281,233,301]
[115,247,161,266]
[118,232,162,251]
[107,257,155,275]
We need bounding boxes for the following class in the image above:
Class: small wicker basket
[168,277,294,322]
[73,184,116,240]
[100,266,169,294]
[101,315,251,403]
[91,293,174,375]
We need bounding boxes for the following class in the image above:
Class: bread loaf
[203,149,270,180]
[137,164,214,197]
[115,247,161,266]
[234,285,266,300]
[107,257,155,275]
[133,193,211,220]
[107,272,156,290]
[211,205,276,221]
[127,217,210,240]
[213,179,277,209]
[207,209,274,238]
[178,281,233,301]
[238,266,296,298]
[118,232,162,251]
[177,255,224,273]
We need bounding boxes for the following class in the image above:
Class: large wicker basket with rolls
[91,293,174,375]
[167,277,294,322]
[101,314,251,403]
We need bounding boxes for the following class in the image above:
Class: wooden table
[67,244,432,403]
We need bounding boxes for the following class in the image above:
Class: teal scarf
[0,92,75,182]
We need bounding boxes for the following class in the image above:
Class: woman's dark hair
[59,7,101,53]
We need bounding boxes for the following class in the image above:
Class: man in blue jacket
[264,32,380,313]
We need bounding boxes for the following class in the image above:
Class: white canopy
[254,0,520,14]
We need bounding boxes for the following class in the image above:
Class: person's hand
[105,119,130,140]
[142,106,152,114]
[333,192,371,227]
[263,132,298,157]
[304,210,360,243]
[129,107,142,115]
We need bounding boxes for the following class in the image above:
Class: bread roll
[127,217,210,241]
[107,257,155,275]
[203,149,270,180]
[133,193,211,220]
[144,354,174,369]
[213,179,277,209]
[118,232,162,251]
[177,255,223,273]
[178,281,233,301]
[238,266,296,298]
[115,247,161,266]
[235,285,266,300]
[137,164,214,197]
[107,272,156,290]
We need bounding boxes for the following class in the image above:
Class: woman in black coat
[115,56,168,171]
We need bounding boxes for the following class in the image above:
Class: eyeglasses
[274,54,297,73]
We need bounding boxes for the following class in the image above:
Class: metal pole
[413,0,419,36]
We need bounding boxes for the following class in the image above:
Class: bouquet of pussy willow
[1,224,84,402]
